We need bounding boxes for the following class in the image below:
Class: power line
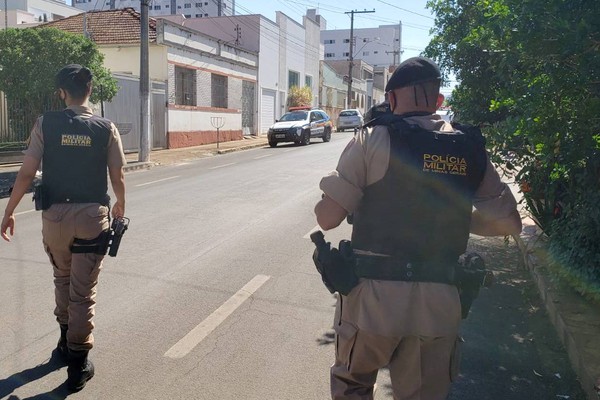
[375,0,434,20]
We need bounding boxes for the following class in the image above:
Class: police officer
[1,64,127,392]
[314,57,522,399]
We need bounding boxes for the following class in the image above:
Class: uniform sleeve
[22,116,44,161]
[473,155,518,218]
[107,122,127,168]
[319,127,390,213]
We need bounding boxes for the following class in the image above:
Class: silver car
[336,109,364,132]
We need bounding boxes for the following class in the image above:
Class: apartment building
[71,0,234,19]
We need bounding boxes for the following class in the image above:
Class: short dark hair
[55,64,93,99]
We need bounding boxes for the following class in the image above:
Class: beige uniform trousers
[331,320,460,400]
[42,203,109,351]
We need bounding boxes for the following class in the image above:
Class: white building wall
[322,25,401,68]
[303,14,321,107]
[2,0,81,26]
[100,45,168,81]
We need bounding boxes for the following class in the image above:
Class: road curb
[123,161,154,172]
[514,231,600,400]
[216,141,268,154]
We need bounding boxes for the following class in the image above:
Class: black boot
[56,324,68,362]
[67,349,95,392]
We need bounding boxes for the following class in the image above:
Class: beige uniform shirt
[24,105,127,168]
[321,114,518,337]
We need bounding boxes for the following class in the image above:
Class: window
[343,38,350,43]
[153,5,161,9]
[195,2,201,6]
[343,52,350,57]
[184,14,191,17]
[177,5,181,8]
[184,3,191,8]
[196,14,202,17]
[325,53,335,58]
[363,51,369,56]
[204,1,208,4]
[374,51,378,54]
[211,74,228,108]
[165,4,169,7]
[288,70,299,89]
[204,13,208,16]
[175,66,196,106]
[324,39,335,44]
[305,75,313,88]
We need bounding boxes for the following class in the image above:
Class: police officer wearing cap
[314,57,522,399]
[1,64,127,392]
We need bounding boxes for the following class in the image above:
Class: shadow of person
[0,349,67,399]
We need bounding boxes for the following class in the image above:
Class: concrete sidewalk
[122,135,270,171]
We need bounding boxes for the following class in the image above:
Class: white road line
[209,162,236,170]
[164,274,271,359]
[303,225,321,239]
[15,209,36,216]
[136,176,180,187]
[253,154,273,160]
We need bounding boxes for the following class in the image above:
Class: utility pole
[5,0,8,29]
[345,9,374,109]
[139,0,150,162]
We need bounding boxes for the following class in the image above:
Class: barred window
[175,66,196,106]
[288,70,299,89]
[211,74,228,108]
[305,75,313,88]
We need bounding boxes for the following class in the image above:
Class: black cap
[385,57,441,92]
[55,64,92,88]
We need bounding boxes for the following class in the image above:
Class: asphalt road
[0,132,587,399]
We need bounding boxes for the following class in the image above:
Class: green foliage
[0,27,118,141]
[0,27,117,103]
[425,0,600,293]
[287,85,313,108]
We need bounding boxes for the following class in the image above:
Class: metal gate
[103,74,167,152]
[242,81,255,135]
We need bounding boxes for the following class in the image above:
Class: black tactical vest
[351,117,487,264]
[42,110,111,206]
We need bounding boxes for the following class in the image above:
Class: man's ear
[58,89,66,101]
[388,91,396,112]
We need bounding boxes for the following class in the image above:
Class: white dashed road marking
[136,176,180,187]
[253,154,273,160]
[209,163,236,170]
[164,274,271,359]
[15,209,36,216]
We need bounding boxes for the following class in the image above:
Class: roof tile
[41,8,157,45]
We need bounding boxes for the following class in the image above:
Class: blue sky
[234,0,456,94]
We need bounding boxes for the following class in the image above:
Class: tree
[424,0,600,302]
[287,85,313,109]
[0,27,118,145]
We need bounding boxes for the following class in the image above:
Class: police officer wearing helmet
[1,64,127,392]
[314,57,522,399]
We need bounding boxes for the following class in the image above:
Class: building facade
[162,10,323,133]
[0,0,81,28]
[321,24,402,68]
[71,0,234,19]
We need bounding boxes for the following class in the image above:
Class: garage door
[261,89,276,134]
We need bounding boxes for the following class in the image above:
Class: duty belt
[354,256,457,285]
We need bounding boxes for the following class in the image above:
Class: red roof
[41,8,157,45]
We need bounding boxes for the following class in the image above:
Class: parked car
[336,109,364,132]
[267,107,333,147]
